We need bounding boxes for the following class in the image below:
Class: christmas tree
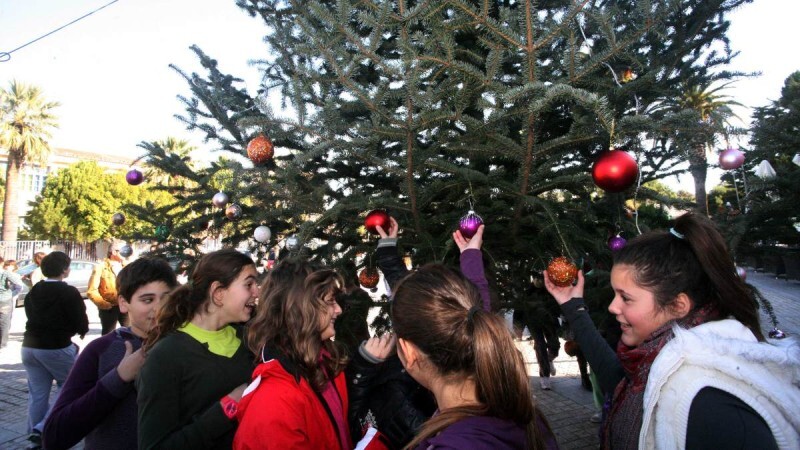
[136,0,750,312]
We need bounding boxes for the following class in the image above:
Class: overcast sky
[1,0,797,188]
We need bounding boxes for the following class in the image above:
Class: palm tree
[0,81,60,241]
[674,81,741,215]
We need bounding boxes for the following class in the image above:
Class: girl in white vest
[545,212,799,449]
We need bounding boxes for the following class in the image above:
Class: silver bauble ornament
[119,245,133,258]
[212,191,229,208]
[285,234,301,251]
[254,225,272,243]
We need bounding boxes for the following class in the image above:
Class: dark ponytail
[145,249,256,351]
[393,264,552,449]
[614,213,764,340]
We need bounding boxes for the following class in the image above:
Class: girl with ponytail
[392,264,557,450]
[137,249,259,449]
[545,212,800,449]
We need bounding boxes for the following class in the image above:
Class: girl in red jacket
[234,259,352,450]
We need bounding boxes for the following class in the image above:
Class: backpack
[97,263,118,303]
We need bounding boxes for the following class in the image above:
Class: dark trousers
[531,326,560,378]
[98,306,127,335]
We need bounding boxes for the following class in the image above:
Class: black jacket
[347,350,435,449]
[346,241,434,449]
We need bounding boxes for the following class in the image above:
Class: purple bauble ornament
[112,212,126,226]
[608,235,627,252]
[719,147,745,170]
[458,210,483,239]
[768,327,786,339]
[126,169,144,186]
[212,191,229,208]
[736,266,747,281]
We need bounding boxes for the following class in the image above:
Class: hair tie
[467,305,481,323]
[669,228,685,239]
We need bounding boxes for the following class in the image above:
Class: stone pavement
[0,270,796,450]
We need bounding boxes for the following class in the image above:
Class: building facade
[0,147,135,224]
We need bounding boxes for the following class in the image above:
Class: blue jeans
[0,298,12,348]
[21,344,78,433]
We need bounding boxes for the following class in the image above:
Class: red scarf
[602,305,719,449]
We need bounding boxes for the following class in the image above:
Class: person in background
[29,251,48,287]
[87,243,127,335]
[0,257,24,349]
[545,212,800,449]
[21,251,89,450]
[137,249,257,449]
[234,260,352,450]
[391,264,557,449]
[42,257,178,450]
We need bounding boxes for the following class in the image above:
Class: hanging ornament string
[0,0,121,62]
[632,146,643,235]
[575,15,641,114]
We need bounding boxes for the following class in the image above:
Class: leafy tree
[717,71,800,256]
[660,81,743,215]
[0,80,59,241]
[24,161,174,242]
[141,0,750,312]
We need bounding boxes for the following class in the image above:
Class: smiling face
[608,264,683,347]
[119,281,173,338]
[318,292,342,341]
[216,265,260,325]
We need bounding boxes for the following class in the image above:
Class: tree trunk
[2,157,21,241]
[689,144,709,215]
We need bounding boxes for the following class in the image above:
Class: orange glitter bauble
[358,267,380,289]
[547,256,578,287]
[247,134,274,164]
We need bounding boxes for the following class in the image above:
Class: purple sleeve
[42,335,132,450]
[460,249,490,311]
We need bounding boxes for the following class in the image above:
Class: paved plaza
[0,269,797,449]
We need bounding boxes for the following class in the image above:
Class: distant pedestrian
[0,257,24,349]
[21,251,89,449]
[28,251,47,287]
[87,243,127,334]
[42,257,178,450]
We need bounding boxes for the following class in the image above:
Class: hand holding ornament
[375,216,399,239]
[452,224,484,253]
[544,269,585,305]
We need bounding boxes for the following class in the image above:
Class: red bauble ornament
[719,147,745,170]
[225,204,243,221]
[358,267,380,289]
[564,340,579,357]
[547,256,578,287]
[364,209,390,234]
[592,149,639,193]
[247,134,274,164]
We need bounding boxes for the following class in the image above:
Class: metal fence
[0,240,98,262]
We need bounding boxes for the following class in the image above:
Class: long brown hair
[614,212,764,340]
[145,249,256,351]
[392,264,552,450]
[247,258,347,391]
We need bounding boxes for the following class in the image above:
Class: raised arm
[375,217,410,289]
[544,270,624,394]
[453,225,490,311]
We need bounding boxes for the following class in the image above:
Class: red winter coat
[233,354,352,450]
